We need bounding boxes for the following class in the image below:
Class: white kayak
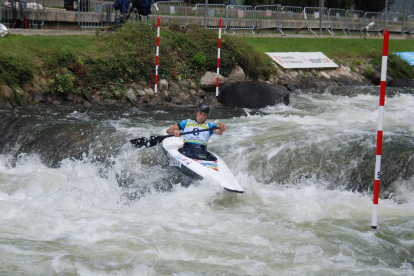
[0,23,8,38]
[162,137,244,193]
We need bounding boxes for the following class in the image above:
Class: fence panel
[195,4,226,29]
[253,5,281,32]
[345,9,364,33]
[328,8,346,34]
[100,3,118,27]
[403,14,414,35]
[279,6,303,33]
[155,0,187,27]
[27,0,45,28]
[364,12,384,35]
[78,0,114,29]
[386,13,403,33]
[226,5,254,33]
[303,7,330,35]
[1,0,44,28]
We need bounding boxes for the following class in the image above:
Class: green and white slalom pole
[372,28,389,230]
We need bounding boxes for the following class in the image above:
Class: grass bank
[0,23,275,95]
[1,24,413,101]
[239,36,414,58]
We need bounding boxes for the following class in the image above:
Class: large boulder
[217,81,289,108]
[387,78,414,88]
[200,71,227,91]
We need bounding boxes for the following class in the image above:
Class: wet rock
[371,69,392,85]
[228,65,246,81]
[179,92,190,101]
[387,78,414,88]
[287,82,301,91]
[125,88,137,103]
[137,89,146,97]
[33,93,46,103]
[66,93,74,101]
[83,94,94,103]
[196,89,206,99]
[144,88,154,96]
[169,83,180,94]
[218,81,289,108]
[200,71,226,91]
[0,85,13,99]
[171,97,182,105]
[190,81,197,90]
[114,90,122,100]
[159,79,168,91]
[2,101,13,108]
[23,84,34,94]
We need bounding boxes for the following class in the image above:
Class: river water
[0,86,413,275]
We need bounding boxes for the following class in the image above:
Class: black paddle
[130,126,219,148]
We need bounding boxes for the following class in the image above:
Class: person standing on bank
[166,103,226,160]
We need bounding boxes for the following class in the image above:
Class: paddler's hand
[219,123,226,132]
[173,130,181,137]
[214,123,226,135]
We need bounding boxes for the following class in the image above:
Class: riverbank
[1,23,413,109]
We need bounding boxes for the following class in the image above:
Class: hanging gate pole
[154,16,160,95]
[216,18,222,97]
[372,28,389,230]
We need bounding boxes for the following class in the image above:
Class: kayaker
[166,103,226,160]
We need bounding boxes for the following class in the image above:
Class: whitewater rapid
[0,86,413,275]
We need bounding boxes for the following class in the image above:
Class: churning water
[0,86,413,275]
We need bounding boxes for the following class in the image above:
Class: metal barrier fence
[77,0,115,29]
[304,7,331,35]
[194,4,226,29]
[254,5,281,32]
[328,8,346,34]
[345,9,364,34]
[155,0,187,27]
[1,0,44,28]
[2,0,410,36]
[387,13,403,33]
[279,6,303,34]
[364,12,384,35]
[404,14,414,35]
[226,5,254,33]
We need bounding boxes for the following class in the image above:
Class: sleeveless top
[178,119,217,146]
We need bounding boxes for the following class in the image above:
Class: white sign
[266,52,338,69]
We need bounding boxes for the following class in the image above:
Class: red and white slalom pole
[154,16,161,95]
[372,28,389,230]
[215,18,222,97]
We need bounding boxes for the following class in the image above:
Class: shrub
[0,54,34,87]
[371,53,414,79]
[364,66,374,78]
[46,49,76,71]
[49,68,76,94]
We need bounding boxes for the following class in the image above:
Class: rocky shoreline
[0,58,407,109]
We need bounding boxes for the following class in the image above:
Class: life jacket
[178,119,217,146]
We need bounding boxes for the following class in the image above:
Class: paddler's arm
[213,123,226,135]
[166,124,181,137]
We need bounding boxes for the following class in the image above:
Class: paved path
[5,28,411,40]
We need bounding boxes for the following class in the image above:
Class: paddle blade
[130,136,164,148]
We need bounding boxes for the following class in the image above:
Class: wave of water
[0,87,413,275]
